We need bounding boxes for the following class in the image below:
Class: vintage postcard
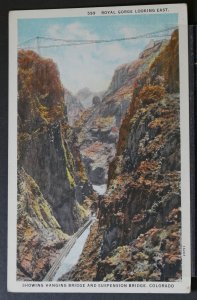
[8,4,190,293]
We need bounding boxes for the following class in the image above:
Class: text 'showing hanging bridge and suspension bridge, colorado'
[18,26,177,55]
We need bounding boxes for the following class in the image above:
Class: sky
[18,14,178,94]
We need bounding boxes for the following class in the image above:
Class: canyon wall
[17,50,92,279]
[75,40,168,186]
[69,30,182,282]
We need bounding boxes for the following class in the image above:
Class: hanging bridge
[18,26,178,54]
[43,217,95,281]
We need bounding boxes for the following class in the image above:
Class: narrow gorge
[17,30,181,282]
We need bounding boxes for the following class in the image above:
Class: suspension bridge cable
[18,26,177,50]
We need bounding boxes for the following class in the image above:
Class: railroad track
[43,218,94,281]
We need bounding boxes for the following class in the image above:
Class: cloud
[120,26,138,38]
[45,22,145,93]
[65,23,97,40]
[47,24,62,37]
[48,22,97,41]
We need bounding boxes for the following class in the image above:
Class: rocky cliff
[64,89,84,126]
[75,87,104,109]
[69,30,182,282]
[18,50,92,234]
[17,50,92,279]
[17,169,68,280]
[104,40,166,97]
[75,39,168,186]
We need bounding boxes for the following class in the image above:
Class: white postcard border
[8,3,191,293]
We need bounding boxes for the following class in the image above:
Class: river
[93,184,107,195]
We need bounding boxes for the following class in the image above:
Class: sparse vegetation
[17,29,181,283]
[18,50,65,131]
[138,85,166,106]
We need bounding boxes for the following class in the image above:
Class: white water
[53,220,94,281]
[93,184,107,195]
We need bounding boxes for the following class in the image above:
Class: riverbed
[92,184,107,195]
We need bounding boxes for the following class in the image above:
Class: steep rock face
[75,40,167,186]
[98,93,181,274]
[105,40,167,97]
[70,30,181,282]
[97,30,181,281]
[18,122,90,234]
[17,169,68,280]
[18,50,66,133]
[64,89,84,126]
[18,50,92,235]
[76,87,104,109]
